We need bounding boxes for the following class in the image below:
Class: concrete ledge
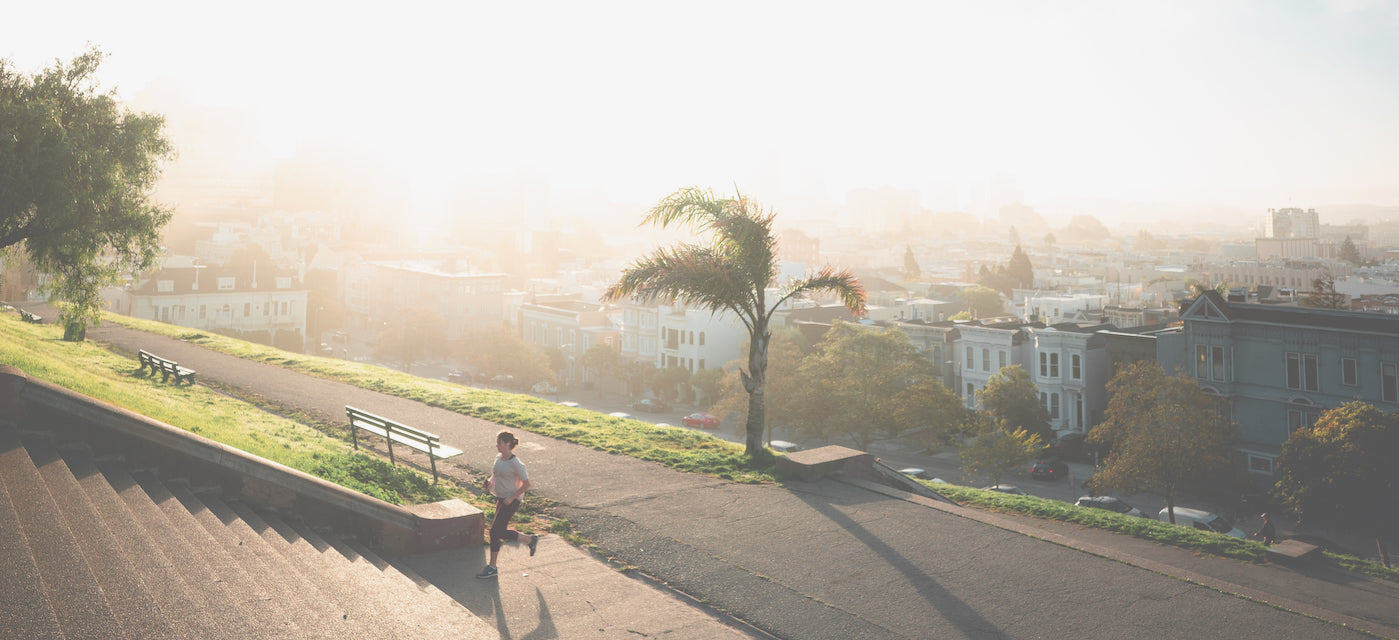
[775,445,874,482]
[1267,539,1321,562]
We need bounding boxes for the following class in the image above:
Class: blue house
[1178,290,1399,480]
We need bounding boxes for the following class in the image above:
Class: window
[157,280,174,292]
[1050,393,1060,419]
[1071,354,1081,380]
[1197,345,1209,379]
[966,347,974,369]
[263,302,269,316]
[281,301,288,315]
[1212,346,1225,381]
[1342,357,1357,386]
[1286,353,1300,390]
[218,277,235,291]
[1287,352,1318,391]
[1303,354,1318,392]
[243,302,250,317]
[1384,363,1397,403]
[967,383,975,403]
[1039,352,1048,376]
[199,305,206,319]
[998,350,1006,370]
[1049,353,1059,377]
[1288,409,1317,432]
[699,332,705,346]
[1248,455,1274,475]
[982,348,990,372]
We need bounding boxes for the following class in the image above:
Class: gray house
[1179,290,1399,481]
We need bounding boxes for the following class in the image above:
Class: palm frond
[767,266,867,323]
[642,187,731,232]
[601,244,759,328]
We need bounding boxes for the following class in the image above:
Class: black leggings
[489,497,524,552]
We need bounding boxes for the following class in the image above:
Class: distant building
[345,260,506,338]
[1178,290,1399,482]
[517,296,617,387]
[122,260,307,351]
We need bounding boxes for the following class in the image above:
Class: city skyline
[4,1,1398,221]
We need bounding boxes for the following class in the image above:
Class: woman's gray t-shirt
[491,455,528,499]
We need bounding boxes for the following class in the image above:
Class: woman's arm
[510,478,531,503]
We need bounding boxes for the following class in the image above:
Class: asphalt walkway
[49,313,1399,639]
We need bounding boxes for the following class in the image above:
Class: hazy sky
[5,0,1398,215]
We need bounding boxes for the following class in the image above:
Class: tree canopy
[602,187,866,456]
[374,306,448,374]
[976,366,1053,443]
[788,322,965,450]
[1,48,174,327]
[961,285,1004,319]
[959,421,1043,488]
[1274,401,1397,567]
[1088,361,1236,522]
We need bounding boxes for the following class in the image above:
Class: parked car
[631,398,671,412]
[900,468,933,480]
[1075,495,1143,517]
[607,411,633,420]
[682,412,720,429]
[1030,459,1068,480]
[557,401,580,408]
[1157,507,1245,538]
[982,485,1029,496]
[768,440,801,453]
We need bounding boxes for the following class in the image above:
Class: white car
[1157,507,1245,538]
[607,411,633,420]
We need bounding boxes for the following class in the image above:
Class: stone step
[98,460,264,638]
[0,427,124,639]
[238,504,406,638]
[133,472,300,640]
[345,538,496,638]
[24,436,176,640]
[61,446,222,640]
[0,432,63,640]
[198,494,350,638]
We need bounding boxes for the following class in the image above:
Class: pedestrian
[476,430,540,579]
[1253,512,1277,545]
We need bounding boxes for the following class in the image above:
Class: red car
[682,412,720,429]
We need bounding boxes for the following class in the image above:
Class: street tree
[961,285,1004,319]
[579,343,620,390]
[1006,245,1034,289]
[459,324,555,389]
[374,307,447,374]
[1088,361,1236,523]
[959,418,1043,488]
[1339,235,1362,265]
[1274,401,1398,567]
[1301,268,1347,309]
[902,245,921,280]
[1,48,175,333]
[789,322,964,451]
[651,366,692,403]
[976,366,1053,443]
[602,187,866,456]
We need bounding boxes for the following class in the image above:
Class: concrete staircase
[0,425,496,639]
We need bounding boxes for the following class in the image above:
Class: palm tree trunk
[742,328,770,457]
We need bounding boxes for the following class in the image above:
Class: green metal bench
[346,405,462,482]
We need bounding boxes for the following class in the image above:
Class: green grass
[0,314,462,506]
[99,312,778,483]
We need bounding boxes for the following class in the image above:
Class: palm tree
[603,187,867,456]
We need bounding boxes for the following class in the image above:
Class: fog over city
[5,1,1399,239]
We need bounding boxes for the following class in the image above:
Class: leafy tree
[1043,232,1056,247]
[902,245,921,279]
[1006,245,1034,289]
[959,421,1043,488]
[1274,401,1398,567]
[651,366,692,403]
[603,187,866,456]
[689,368,725,407]
[961,285,1004,319]
[1088,361,1236,523]
[1339,235,1362,265]
[1,48,175,333]
[976,366,1053,443]
[374,306,448,374]
[1301,269,1347,309]
[459,324,555,389]
[789,322,964,450]
[579,343,620,387]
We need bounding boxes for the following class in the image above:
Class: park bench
[20,310,42,324]
[138,349,197,385]
[345,405,462,482]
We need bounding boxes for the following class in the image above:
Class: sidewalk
[54,312,1399,639]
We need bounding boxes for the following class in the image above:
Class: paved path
[52,312,1399,639]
